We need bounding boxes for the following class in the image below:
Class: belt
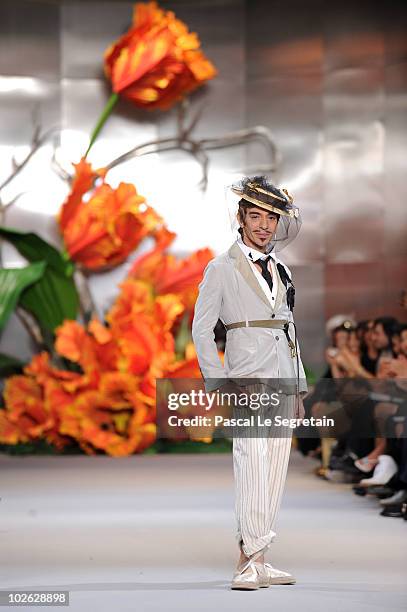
[225,319,288,331]
[224,319,297,358]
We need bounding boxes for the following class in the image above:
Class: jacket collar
[236,234,272,262]
[228,241,284,311]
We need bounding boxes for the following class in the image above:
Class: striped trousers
[232,384,295,557]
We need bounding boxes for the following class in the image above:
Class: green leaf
[0,226,74,277]
[0,226,79,332]
[19,268,79,332]
[0,352,25,377]
[0,261,46,331]
[174,312,192,359]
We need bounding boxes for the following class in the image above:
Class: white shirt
[236,234,278,308]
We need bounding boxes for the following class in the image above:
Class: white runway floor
[0,448,406,611]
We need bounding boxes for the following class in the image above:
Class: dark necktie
[256,255,273,293]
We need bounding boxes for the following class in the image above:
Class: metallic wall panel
[323,22,385,263]
[290,263,326,377]
[0,0,60,79]
[325,260,406,323]
[383,18,407,259]
[325,263,386,322]
[0,77,60,148]
[61,2,133,79]
[246,76,324,265]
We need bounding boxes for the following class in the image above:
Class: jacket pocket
[225,328,257,374]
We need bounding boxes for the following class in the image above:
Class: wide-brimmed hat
[231,176,299,219]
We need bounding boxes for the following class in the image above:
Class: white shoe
[354,456,378,473]
[359,455,398,487]
[264,562,296,585]
[231,548,269,590]
[231,559,262,590]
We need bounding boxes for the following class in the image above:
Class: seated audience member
[356,320,379,375]
[372,316,399,370]
[311,320,405,480]
[362,328,407,516]
[297,319,353,458]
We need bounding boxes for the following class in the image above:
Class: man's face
[400,330,407,358]
[391,333,401,356]
[239,206,279,252]
[372,323,389,350]
[364,320,374,347]
[348,331,360,354]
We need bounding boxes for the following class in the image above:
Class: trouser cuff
[237,531,276,557]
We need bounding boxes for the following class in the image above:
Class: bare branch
[15,306,45,351]
[101,124,278,191]
[0,125,61,194]
[74,266,99,324]
[46,102,280,194]
[51,146,73,183]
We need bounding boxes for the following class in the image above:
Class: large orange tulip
[104,1,217,110]
[1,375,56,444]
[58,388,156,457]
[85,1,217,156]
[129,227,214,310]
[106,278,184,376]
[58,157,163,270]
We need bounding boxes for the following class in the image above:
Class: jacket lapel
[228,241,275,310]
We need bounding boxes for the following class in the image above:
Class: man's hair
[237,199,280,236]
[373,316,399,339]
[393,322,407,336]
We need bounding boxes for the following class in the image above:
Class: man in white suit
[192,176,308,590]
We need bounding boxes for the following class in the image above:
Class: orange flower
[104,1,217,110]
[129,230,214,310]
[2,376,53,440]
[58,158,163,270]
[164,343,201,378]
[106,278,184,376]
[58,157,106,231]
[129,226,177,280]
[0,409,26,445]
[54,319,122,380]
[25,351,96,394]
[59,389,156,457]
[0,354,90,450]
[55,320,100,371]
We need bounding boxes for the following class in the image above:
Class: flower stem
[84,92,119,158]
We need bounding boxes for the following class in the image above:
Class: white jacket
[192,240,308,395]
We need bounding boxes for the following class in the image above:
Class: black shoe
[343,464,371,478]
[380,504,403,518]
[329,453,360,472]
[380,489,407,506]
[339,455,374,477]
[353,486,367,496]
[366,485,395,498]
